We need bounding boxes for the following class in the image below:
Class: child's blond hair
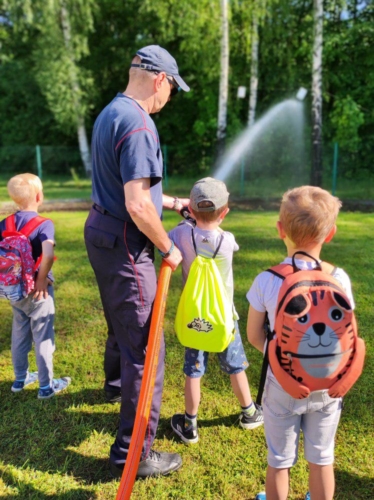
[7,174,43,209]
[279,186,342,247]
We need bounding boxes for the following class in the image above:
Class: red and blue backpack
[0,214,48,301]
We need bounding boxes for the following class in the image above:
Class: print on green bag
[188,318,213,333]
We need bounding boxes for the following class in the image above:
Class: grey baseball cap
[132,45,190,92]
[190,177,230,212]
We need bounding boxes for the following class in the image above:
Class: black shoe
[110,450,182,479]
[105,389,121,404]
[239,403,264,430]
[171,413,199,444]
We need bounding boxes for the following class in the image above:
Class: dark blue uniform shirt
[91,93,163,221]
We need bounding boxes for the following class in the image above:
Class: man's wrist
[172,197,183,212]
[158,240,175,259]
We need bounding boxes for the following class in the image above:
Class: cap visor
[174,74,190,92]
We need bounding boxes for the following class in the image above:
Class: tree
[311,0,323,186]
[59,0,92,176]
[216,0,229,157]
[5,0,96,177]
[248,11,259,128]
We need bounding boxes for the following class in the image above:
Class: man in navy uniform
[84,45,190,478]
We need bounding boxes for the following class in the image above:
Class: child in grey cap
[169,177,263,444]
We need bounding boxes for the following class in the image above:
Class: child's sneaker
[239,403,264,429]
[38,377,71,400]
[171,413,199,444]
[255,492,266,500]
[11,372,38,393]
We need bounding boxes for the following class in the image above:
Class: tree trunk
[77,117,92,177]
[216,0,229,158]
[311,0,323,186]
[60,1,92,177]
[248,13,259,128]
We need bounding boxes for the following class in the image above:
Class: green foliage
[0,0,374,179]
[331,95,365,152]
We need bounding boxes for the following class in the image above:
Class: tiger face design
[279,289,355,390]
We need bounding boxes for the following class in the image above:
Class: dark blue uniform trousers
[84,206,165,464]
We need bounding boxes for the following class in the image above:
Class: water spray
[214,98,305,182]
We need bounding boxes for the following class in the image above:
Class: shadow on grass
[335,469,374,499]
[157,412,251,442]
[0,385,119,487]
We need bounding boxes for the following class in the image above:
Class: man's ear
[325,224,337,243]
[277,220,286,239]
[154,72,165,92]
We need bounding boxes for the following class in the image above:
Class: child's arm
[34,240,54,300]
[247,305,267,353]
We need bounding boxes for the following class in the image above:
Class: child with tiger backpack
[0,173,71,399]
[169,177,263,445]
[246,186,365,500]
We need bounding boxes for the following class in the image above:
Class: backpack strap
[266,263,293,280]
[256,264,292,405]
[4,214,48,237]
[5,214,16,232]
[191,228,224,259]
[19,216,48,237]
[256,313,274,406]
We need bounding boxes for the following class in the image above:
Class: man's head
[7,173,43,209]
[127,45,189,113]
[189,177,229,222]
[279,186,342,247]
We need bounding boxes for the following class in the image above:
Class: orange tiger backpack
[257,252,365,402]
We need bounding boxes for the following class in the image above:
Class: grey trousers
[11,285,55,388]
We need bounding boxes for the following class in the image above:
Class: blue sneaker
[38,377,71,400]
[255,492,266,500]
[305,493,311,500]
[11,372,38,393]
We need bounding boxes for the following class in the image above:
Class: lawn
[0,210,373,499]
[0,174,373,205]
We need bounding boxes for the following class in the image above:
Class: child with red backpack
[0,173,71,399]
[246,186,365,500]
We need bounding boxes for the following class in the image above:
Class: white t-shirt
[169,220,239,311]
[247,257,354,332]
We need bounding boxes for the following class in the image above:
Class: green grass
[0,210,373,499]
[0,174,373,205]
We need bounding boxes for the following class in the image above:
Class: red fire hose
[116,261,172,500]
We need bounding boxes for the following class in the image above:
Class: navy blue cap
[133,45,190,92]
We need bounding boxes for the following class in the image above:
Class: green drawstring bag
[174,231,235,352]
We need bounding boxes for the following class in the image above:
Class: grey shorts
[183,322,249,377]
[263,376,342,468]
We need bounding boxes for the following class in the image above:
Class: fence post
[332,142,338,195]
[240,159,245,197]
[163,145,168,189]
[36,145,43,179]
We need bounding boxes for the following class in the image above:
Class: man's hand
[163,245,182,271]
[162,195,190,213]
